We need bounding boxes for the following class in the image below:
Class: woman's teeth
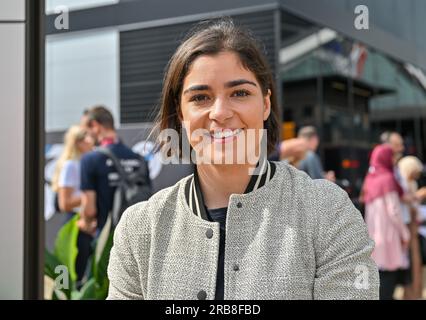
[211,128,242,139]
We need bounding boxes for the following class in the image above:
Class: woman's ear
[263,89,272,121]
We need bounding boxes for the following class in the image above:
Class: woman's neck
[196,163,256,209]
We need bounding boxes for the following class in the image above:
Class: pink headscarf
[362,144,403,204]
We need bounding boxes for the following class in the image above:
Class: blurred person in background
[297,126,335,182]
[381,131,426,203]
[362,144,410,300]
[360,131,405,204]
[52,125,94,216]
[51,125,94,282]
[386,132,405,161]
[399,156,424,299]
[79,106,151,236]
[380,131,391,144]
[382,131,405,183]
[278,138,308,168]
[80,109,90,129]
[80,109,98,147]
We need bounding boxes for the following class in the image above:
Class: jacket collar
[185,158,276,220]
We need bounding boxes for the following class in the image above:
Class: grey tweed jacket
[107,161,379,300]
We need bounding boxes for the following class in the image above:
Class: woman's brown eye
[233,90,250,97]
[191,94,209,102]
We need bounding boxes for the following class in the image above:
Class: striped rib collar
[185,159,276,221]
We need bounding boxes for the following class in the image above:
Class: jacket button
[197,290,207,300]
[237,202,243,208]
[233,264,240,271]
[206,228,213,239]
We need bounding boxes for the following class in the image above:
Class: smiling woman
[180,51,270,169]
[106,19,380,300]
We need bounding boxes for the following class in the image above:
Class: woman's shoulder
[273,160,325,188]
[273,160,351,210]
[274,162,370,250]
[118,174,193,232]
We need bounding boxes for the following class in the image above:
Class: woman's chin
[197,149,251,165]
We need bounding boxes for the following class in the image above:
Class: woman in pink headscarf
[362,144,410,300]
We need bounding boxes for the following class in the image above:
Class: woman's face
[76,133,94,154]
[179,51,271,165]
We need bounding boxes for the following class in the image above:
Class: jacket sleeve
[313,181,380,300]
[107,204,148,300]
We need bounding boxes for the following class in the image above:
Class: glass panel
[45,30,119,132]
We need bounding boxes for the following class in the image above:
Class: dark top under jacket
[188,160,276,300]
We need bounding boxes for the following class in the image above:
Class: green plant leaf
[44,249,73,300]
[44,249,62,280]
[95,232,113,287]
[77,278,97,300]
[71,290,82,300]
[93,214,112,277]
[92,215,114,286]
[95,277,110,300]
[54,214,79,282]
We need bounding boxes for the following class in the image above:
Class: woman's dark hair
[153,18,280,156]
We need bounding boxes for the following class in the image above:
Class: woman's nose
[209,98,233,122]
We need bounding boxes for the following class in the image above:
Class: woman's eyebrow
[182,79,257,95]
[225,79,257,88]
[183,85,210,95]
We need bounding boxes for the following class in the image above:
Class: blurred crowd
[50,106,151,286]
[279,128,426,300]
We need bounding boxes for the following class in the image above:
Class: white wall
[45,30,119,132]
[0,0,26,299]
